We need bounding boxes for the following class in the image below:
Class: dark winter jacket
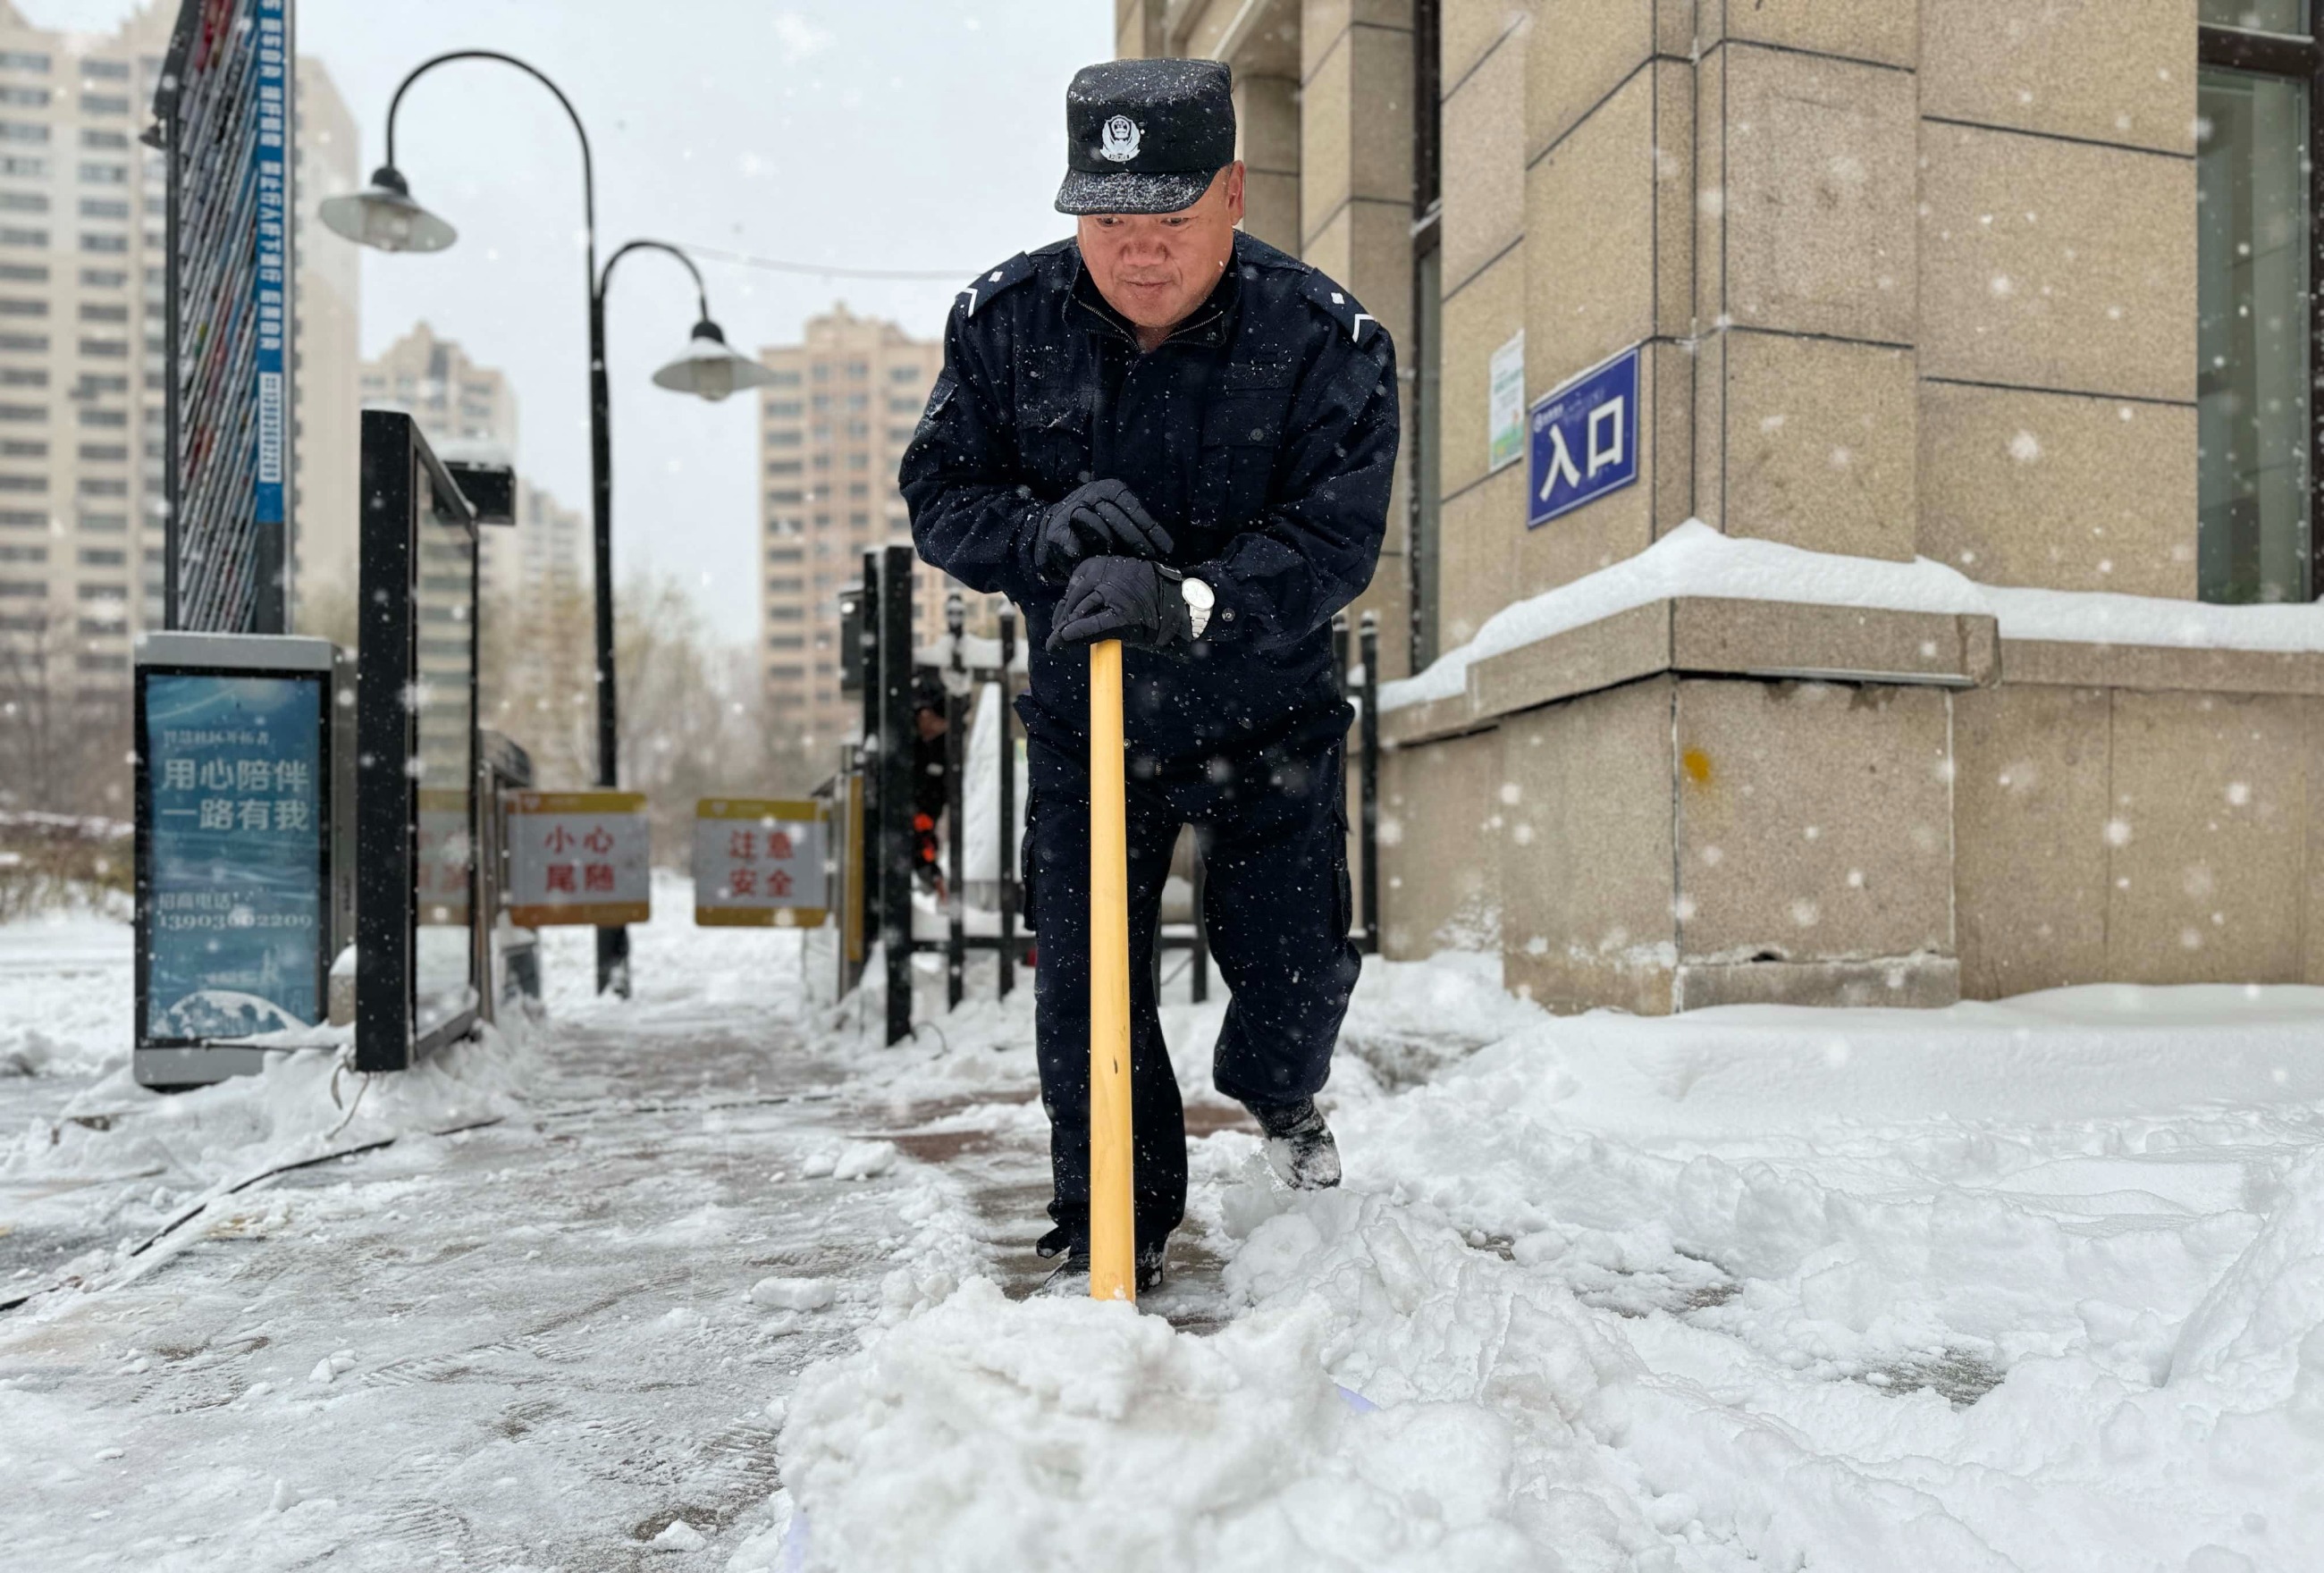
[900,231,1398,769]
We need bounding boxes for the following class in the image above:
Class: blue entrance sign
[141,670,327,1040]
[1528,344,1640,527]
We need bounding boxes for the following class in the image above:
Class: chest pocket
[1016,383,1092,493]
[1195,385,1290,530]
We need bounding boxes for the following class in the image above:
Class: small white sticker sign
[1488,330,1525,473]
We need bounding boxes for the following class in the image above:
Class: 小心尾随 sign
[505,791,652,927]
[694,799,829,928]
[1528,343,1639,527]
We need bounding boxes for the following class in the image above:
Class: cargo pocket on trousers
[1019,789,1040,935]
[1331,796,1353,942]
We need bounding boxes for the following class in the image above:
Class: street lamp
[651,318,770,401]
[324,50,771,996]
[317,164,456,253]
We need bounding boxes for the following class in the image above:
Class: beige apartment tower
[0,1,358,693]
[1125,0,2324,1009]
[358,319,593,760]
[756,305,957,755]
[290,51,361,619]
[358,319,519,458]
[357,319,591,607]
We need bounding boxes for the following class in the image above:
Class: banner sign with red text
[694,798,829,928]
[505,791,652,927]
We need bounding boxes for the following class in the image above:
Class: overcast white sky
[23,0,1109,637]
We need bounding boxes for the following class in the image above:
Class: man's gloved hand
[1046,557,1194,653]
[1034,479,1175,583]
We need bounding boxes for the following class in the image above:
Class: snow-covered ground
[4,888,2322,1570]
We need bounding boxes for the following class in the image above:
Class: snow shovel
[1089,638,1136,1301]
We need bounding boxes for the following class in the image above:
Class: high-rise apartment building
[757,304,970,753]
[0,2,358,693]
[498,479,587,610]
[290,52,360,618]
[358,319,588,610]
[358,320,591,719]
[358,319,518,457]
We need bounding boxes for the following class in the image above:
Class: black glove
[1034,479,1175,583]
[1046,557,1193,653]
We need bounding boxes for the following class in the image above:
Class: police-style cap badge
[1056,58,1236,216]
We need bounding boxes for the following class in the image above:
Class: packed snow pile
[766,1278,1612,1573]
[1,1003,540,1310]
[2,1020,536,1197]
[762,963,2324,1572]
[10,871,2324,1569]
[0,907,133,1078]
[1384,518,2324,711]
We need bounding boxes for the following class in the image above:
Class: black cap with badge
[1055,58,1237,216]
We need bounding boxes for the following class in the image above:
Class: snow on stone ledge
[1380,519,2324,713]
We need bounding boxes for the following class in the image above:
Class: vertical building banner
[157,0,299,634]
[252,0,287,533]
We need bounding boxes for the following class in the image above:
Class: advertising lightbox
[133,632,352,1089]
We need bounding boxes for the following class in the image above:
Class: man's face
[1077,163,1245,335]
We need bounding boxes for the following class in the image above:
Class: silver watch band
[1182,579,1212,639]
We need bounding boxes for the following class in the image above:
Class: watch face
[1182,577,1215,609]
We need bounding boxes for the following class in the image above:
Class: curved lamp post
[321,51,774,996]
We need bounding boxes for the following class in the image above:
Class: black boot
[1034,1227,1167,1296]
[1248,1097,1341,1190]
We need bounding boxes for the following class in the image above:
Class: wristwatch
[1181,576,1215,639]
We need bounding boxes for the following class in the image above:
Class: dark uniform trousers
[1027,730,1360,1251]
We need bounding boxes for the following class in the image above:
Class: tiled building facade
[358,320,519,465]
[289,49,360,620]
[1124,0,2324,1009]
[0,2,358,694]
[358,318,592,740]
[357,320,589,610]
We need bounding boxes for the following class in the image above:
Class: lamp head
[318,164,457,253]
[651,319,778,402]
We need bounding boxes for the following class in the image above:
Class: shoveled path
[0,921,1256,1571]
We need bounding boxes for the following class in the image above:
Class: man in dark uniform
[901,58,1398,1289]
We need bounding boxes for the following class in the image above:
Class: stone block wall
[1957,677,2324,997]
[1379,612,2324,1012]
[1378,0,2248,1008]
[1383,668,1968,1016]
